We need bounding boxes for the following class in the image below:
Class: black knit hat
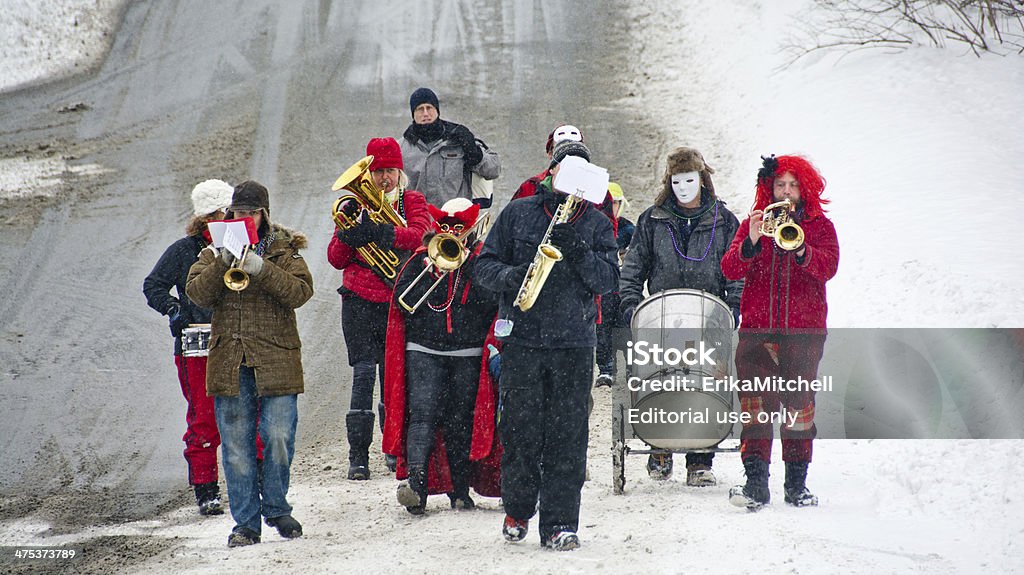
[409,87,440,117]
[228,180,270,214]
[549,140,591,168]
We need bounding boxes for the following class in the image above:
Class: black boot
[346,410,375,480]
[729,457,771,511]
[784,461,819,507]
[397,466,428,515]
[194,482,223,516]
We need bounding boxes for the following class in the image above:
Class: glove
[167,303,189,337]
[336,222,375,248]
[368,221,396,249]
[487,344,501,380]
[219,246,235,266]
[241,252,264,277]
[731,307,741,330]
[504,263,530,291]
[621,305,636,327]
[549,223,588,264]
[450,125,483,166]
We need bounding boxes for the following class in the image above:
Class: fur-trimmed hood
[270,223,308,250]
[656,147,717,206]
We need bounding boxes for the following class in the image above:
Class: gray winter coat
[619,199,744,314]
[400,121,500,207]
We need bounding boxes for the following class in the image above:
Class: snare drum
[182,324,212,358]
[629,289,735,450]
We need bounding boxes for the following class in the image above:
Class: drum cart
[610,289,740,494]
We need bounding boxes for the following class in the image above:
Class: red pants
[175,356,265,486]
[734,334,826,464]
[175,355,220,485]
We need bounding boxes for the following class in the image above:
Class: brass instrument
[397,233,469,313]
[513,193,583,311]
[331,155,407,280]
[224,245,251,291]
[397,216,489,314]
[758,199,804,251]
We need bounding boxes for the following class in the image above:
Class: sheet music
[553,155,610,204]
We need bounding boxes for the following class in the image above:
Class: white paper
[207,220,252,259]
[553,155,610,204]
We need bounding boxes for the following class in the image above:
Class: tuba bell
[758,199,805,251]
[331,156,407,280]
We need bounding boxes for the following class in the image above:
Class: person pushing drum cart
[614,148,743,490]
[143,179,235,516]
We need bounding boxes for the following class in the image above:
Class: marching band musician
[721,154,839,511]
[474,140,619,551]
[327,137,433,480]
[381,198,501,515]
[618,147,743,486]
[143,179,235,517]
[186,181,313,547]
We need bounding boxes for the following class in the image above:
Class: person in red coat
[327,137,433,480]
[720,154,839,511]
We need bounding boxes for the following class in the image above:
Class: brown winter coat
[185,224,313,397]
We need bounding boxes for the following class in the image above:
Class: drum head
[631,389,733,450]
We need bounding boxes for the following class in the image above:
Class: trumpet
[758,199,804,251]
[332,156,407,280]
[513,193,582,311]
[396,233,469,313]
[223,245,251,291]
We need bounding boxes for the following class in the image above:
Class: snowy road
[1,1,1022,573]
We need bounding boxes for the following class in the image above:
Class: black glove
[336,222,375,248]
[621,305,636,327]
[504,263,530,291]
[450,125,483,167]
[368,221,396,249]
[167,303,189,337]
[549,222,588,264]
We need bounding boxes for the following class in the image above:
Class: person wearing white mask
[618,147,744,486]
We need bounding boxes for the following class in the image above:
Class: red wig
[753,155,829,219]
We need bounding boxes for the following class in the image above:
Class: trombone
[223,245,252,291]
[758,199,804,251]
[396,218,487,314]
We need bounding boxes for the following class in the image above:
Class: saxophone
[513,193,582,311]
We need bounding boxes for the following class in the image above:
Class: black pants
[405,351,480,495]
[342,294,388,423]
[595,293,626,375]
[499,344,593,541]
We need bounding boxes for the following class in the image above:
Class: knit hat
[366,137,403,171]
[550,140,591,168]
[545,124,583,154]
[190,179,234,216]
[608,182,624,201]
[409,87,440,117]
[228,180,270,214]
[658,147,716,204]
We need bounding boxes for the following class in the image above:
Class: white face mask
[671,171,701,205]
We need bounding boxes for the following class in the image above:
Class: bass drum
[629,289,735,450]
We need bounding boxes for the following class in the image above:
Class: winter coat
[143,235,212,355]
[327,189,433,303]
[394,243,498,350]
[720,211,839,330]
[185,224,313,397]
[620,198,743,314]
[401,120,501,207]
[474,183,619,348]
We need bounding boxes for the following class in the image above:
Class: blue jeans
[215,366,298,534]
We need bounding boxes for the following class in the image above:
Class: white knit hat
[190,179,234,216]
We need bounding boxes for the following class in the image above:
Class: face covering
[671,171,701,205]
